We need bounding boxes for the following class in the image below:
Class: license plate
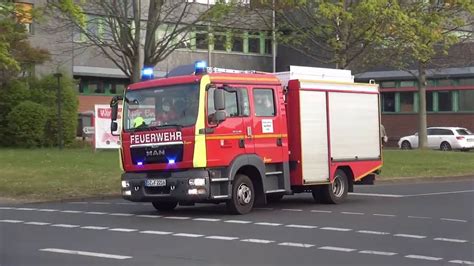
[145,179,166,187]
[467,139,474,142]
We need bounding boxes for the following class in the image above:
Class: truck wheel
[321,169,348,204]
[227,174,255,215]
[152,201,178,212]
[266,193,284,203]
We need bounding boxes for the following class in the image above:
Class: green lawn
[0,148,473,202]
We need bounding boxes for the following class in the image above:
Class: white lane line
[51,224,79,228]
[357,230,390,235]
[341,212,364,215]
[81,226,109,230]
[108,213,134,217]
[405,190,474,197]
[117,202,136,205]
[136,215,161,218]
[85,211,107,215]
[68,202,88,204]
[434,238,468,243]
[91,202,111,205]
[311,210,332,213]
[394,234,426,239]
[241,239,274,244]
[359,250,397,256]
[16,207,35,211]
[39,248,132,260]
[224,220,252,224]
[373,213,396,217]
[408,216,431,219]
[320,227,352,232]
[140,230,173,235]
[349,192,404,198]
[441,218,468,223]
[405,255,443,261]
[60,210,83,214]
[254,222,281,227]
[108,228,138,232]
[0,207,13,210]
[0,219,23,223]
[173,233,203,238]
[193,218,221,222]
[205,236,238,241]
[278,242,314,248]
[285,224,317,229]
[318,246,356,252]
[449,260,474,265]
[164,216,190,220]
[282,209,303,212]
[37,209,58,212]
[24,222,51,226]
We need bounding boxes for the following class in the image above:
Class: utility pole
[272,0,276,73]
[207,0,212,67]
[54,73,63,150]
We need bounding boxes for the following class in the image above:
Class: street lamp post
[54,73,63,150]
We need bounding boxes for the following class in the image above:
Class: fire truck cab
[110,64,382,214]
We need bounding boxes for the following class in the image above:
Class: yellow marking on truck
[354,165,382,181]
[206,135,245,140]
[210,76,279,83]
[253,134,288,139]
[193,76,209,168]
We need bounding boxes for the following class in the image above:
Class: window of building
[459,78,474,86]
[399,92,414,112]
[14,2,33,34]
[253,89,275,117]
[213,29,227,51]
[437,79,452,86]
[437,91,453,111]
[231,30,244,53]
[248,32,260,54]
[426,91,434,111]
[380,81,396,88]
[400,80,416,87]
[264,38,272,55]
[382,92,395,112]
[195,26,208,50]
[459,90,474,111]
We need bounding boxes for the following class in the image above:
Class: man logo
[146,150,165,157]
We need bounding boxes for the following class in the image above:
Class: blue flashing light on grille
[168,159,176,164]
[141,67,154,80]
[194,61,207,75]
[137,161,143,166]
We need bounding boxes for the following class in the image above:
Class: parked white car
[398,127,474,151]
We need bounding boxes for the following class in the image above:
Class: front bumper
[121,169,211,202]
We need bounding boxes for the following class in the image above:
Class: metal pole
[207,0,212,66]
[272,0,276,73]
[54,73,63,150]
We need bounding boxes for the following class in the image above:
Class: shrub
[6,101,48,147]
[0,79,30,145]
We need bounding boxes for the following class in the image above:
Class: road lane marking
[164,216,191,220]
[310,210,332,213]
[173,233,203,238]
[24,222,51,226]
[441,218,468,223]
[449,260,474,265]
[205,236,238,241]
[341,212,364,215]
[394,234,426,239]
[51,224,80,228]
[320,227,352,232]
[91,202,111,205]
[405,255,443,261]
[0,219,23,223]
[359,250,397,256]
[373,214,396,217]
[140,230,173,235]
[84,211,107,215]
[318,246,355,252]
[254,222,281,226]
[278,242,314,248]
[285,224,317,229]
[39,248,132,260]
[136,215,161,218]
[69,202,88,204]
[282,209,303,212]
[0,207,12,210]
[60,210,83,214]
[357,230,390,235]
[241,239,274,244]
[224,220,252,224]
[16,208,35,211]
[193,218,221,222]
[405,190,474,197]
[407,216,431,219]
[108,213,134,217]
[81,226,109,230]
[108,228,138,232]
[117,202,136,205]
[37,209,58,212]
[349,193,404,198]
[434,238,468,243]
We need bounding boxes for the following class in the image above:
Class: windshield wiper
[148,124,183,130]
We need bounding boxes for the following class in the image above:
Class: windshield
[456,129,472,135]
[123,83,199,131]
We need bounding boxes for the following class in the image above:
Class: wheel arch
[336,166,354,193]
[226,154,266,205]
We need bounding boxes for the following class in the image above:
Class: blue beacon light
[141,67,154,80]
[194,61,207,75]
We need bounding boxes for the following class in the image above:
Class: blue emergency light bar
[194,61,207,75]
[141,67,154,80]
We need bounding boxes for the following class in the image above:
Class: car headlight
[189,178,206,186]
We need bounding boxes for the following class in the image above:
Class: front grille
[131,144,183,165]
[145,187,171,195]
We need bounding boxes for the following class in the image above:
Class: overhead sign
[94,104,121,149]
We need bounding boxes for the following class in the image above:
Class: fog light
[188,178,206,186]
[123,190,132,196]
[188,188,198,195]
[197,188,207,194]
[121,181,130,188]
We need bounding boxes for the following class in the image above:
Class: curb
[376,175,474,185]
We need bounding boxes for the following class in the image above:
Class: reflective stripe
[193,75,209,168]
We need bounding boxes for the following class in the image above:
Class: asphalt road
[1,179,473,266]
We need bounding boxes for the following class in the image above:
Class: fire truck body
[112,65,382,214]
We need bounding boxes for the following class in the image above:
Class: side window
[427,129,435,135]
[253,88,276,117]
[207,87,246,123]
[441,129,454,135]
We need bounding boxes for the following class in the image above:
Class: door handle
[247,126,252,138]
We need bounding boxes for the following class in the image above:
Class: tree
[48,0,234,83]
[385,0,474,149]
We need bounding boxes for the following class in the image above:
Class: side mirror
[214,110,226,124]
[110,96,123,136]
[214,89,225,111]
[111,121,118,132]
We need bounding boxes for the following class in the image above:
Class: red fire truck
[110,64,382,214]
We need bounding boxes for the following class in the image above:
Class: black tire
[266,193,284,203]
[227,174,255,215]
[440,142,452,151]
[311,186,323,203]
[321,169,349,204]
[152,201,178,212]
[401,141,412,150]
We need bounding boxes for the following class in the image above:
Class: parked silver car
[398,127,474,151]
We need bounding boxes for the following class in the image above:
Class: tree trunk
[417,62,428,149]
[131,0,142,83]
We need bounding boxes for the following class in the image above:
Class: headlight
[121,181,130,188]
[189,178,206,186]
